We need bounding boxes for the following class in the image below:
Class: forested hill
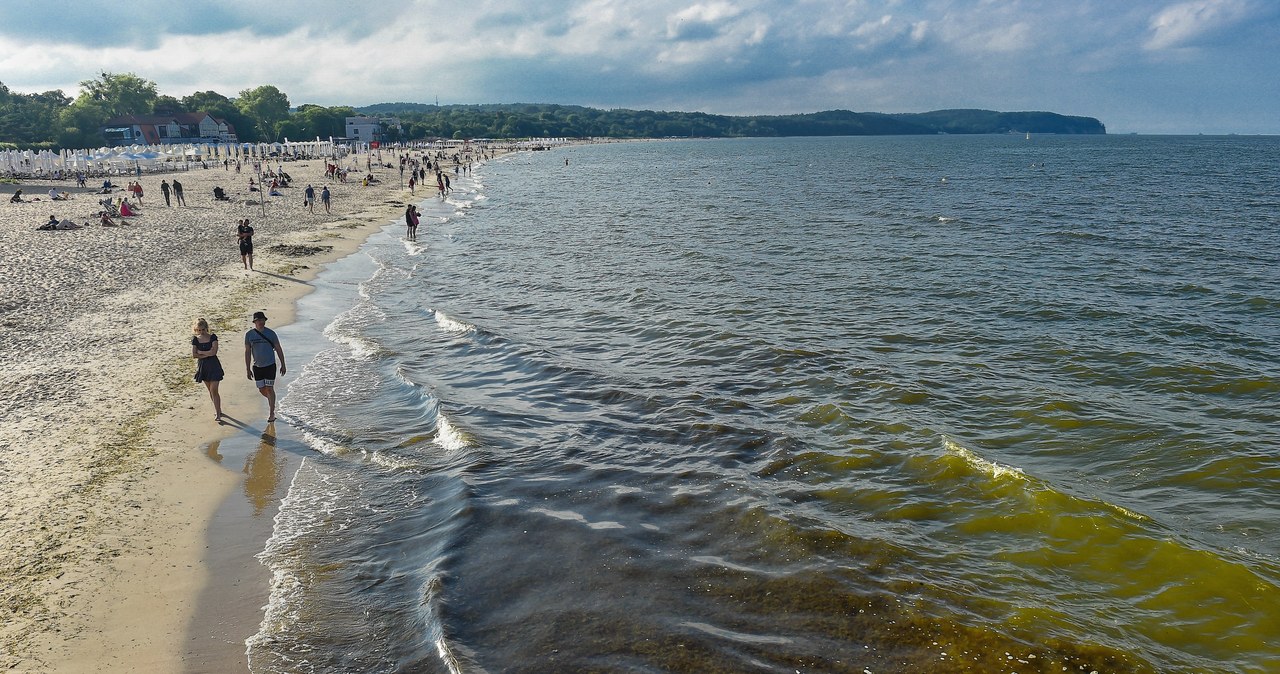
[357,103,1106,138]
[0,71,1101,148]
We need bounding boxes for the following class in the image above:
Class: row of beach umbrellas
[1,139,345,176]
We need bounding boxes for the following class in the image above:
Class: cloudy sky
[1,0,1275,134]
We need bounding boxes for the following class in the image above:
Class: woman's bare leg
[207,380,223,420]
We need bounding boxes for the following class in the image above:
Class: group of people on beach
[24,175,156,229]
[159,179,186,206]
[404,163,454,197]
[192,311,287,423]
[9,187,73,202]
[17,161,344,234]
[301,183,331,213]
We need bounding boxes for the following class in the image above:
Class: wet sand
[0,151,461,671]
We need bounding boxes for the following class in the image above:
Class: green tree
[182,90,256,142]
[152,95,183,115]
[0,83,70,145]
[182,90,233,113]
[59,99,112,148]
[289,104,352,141]
[56,72,160,147]
[236,85,291,142]
[77,72,159,118]
[379,120,402,143]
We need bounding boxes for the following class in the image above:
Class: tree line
[371,104,1105,140]
[0,72,349,151]
[0,71,1105,151]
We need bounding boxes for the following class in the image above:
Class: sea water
[236,135,1278,673]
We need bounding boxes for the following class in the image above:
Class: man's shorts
[252,364,277,388]
[240,240,253,256]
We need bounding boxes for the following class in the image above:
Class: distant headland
[0,72,1103,149]
[357,103,1107,138]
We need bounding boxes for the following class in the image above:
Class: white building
[345,116,402,145]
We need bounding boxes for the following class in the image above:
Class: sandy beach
[0,151,454,671]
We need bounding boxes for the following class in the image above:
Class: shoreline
[67,211,391,674]
[0,150,473,671]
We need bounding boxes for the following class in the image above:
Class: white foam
[421,574,467,674]
[433,310,475,335]
[942,437,1025,481]
[247,459,348,670]
[434,413,471,452]
[361,448,422,471]
[401,238,426,256]
[323,305,385,360]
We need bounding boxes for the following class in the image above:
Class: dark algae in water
[446,495,1156,673]
[478,567,1154,673]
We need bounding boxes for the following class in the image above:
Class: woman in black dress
[192,318,226,421]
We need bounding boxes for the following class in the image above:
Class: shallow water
[240,136,1278,673]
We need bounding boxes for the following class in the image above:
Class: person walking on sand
[304,184,316,213]
[237,218,255,270]
[192,318,226,421]
[321,185,331,214]
[172,179,185,206]
[161,180,172,206]
[244,311,286,423]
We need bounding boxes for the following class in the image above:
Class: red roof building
[101,112,238,146]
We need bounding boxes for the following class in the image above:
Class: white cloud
[667,1,745,40]
[1144,0,1253,51]
[0,1,1275,132]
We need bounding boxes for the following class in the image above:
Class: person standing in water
[404,203,419,240]
[192,318,226,421]
[244,311,286,423]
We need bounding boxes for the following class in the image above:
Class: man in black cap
[244,311,286,422]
